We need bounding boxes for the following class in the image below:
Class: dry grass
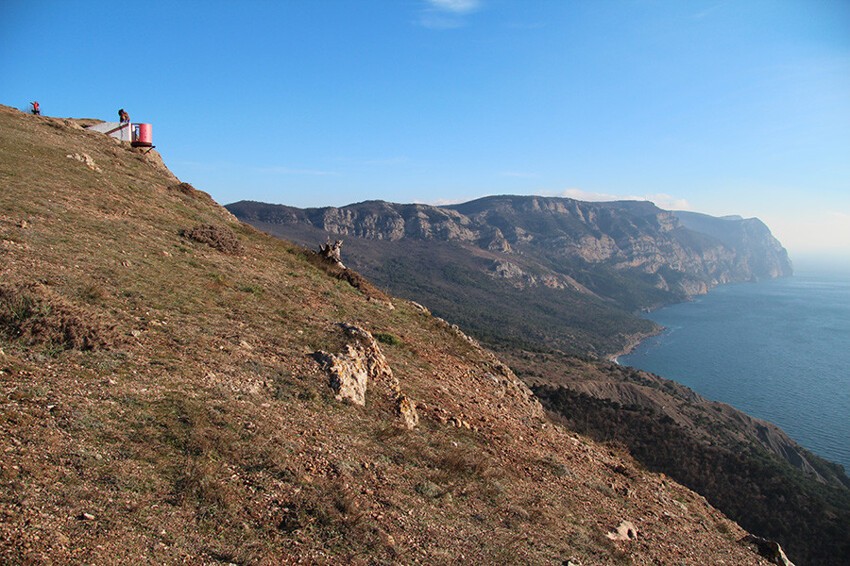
[0,282,118,352]
[0,104,767,565]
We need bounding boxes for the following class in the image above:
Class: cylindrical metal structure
[132,123,153,147]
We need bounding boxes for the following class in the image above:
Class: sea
[619,259,850,472]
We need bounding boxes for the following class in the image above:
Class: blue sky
[2,0,849,257]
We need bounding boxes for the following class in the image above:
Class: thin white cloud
[553,188,692,211]
[426,0,481,14]
[418,0,482,29]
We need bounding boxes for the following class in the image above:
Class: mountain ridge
[227,194,792,303]
[227,195,792,357]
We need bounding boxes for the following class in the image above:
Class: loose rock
[606,520,638,541]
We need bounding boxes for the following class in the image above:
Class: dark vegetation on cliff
[519,354,850,566]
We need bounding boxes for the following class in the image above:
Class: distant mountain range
[227,195,792,357]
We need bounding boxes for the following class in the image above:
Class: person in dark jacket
[118,108,130,123]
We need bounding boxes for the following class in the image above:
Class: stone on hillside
[409,301,430,315]
[739,534,795,566]
[314,346,369,406]
[314,324,419,428]
[339,323,395,384]
[606,520,638,541]
[397,395,419,429]
[66,152,101,172]
[318,239,345,268]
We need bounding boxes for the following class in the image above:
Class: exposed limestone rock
[484,227,512,252]
[438,318,482,349]
[492,259,526,280]
[606,520,638,541]
[314,323,418,428]
[320,207,407,240]
[409,301,431,315]
[539,275,564,289]
[740,534,795,566]
[572,234,617,262]
[679,278,709,296]
[66,152,101,172]
[313,345,369,405]
[313,324,388,405]
[338,323,393,384]
[396,395,419,429]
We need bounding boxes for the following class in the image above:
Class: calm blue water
[620,265,850,472]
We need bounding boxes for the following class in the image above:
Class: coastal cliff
[228,196,792,306]
[227,196,792,357]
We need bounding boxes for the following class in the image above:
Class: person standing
[30,101,40,115]
[118,108,130,123]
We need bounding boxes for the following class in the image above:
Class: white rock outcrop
[314,323,419,428]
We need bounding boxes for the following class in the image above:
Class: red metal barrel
[132,123,153,147]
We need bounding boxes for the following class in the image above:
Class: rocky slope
[219,149,850,564]
[511,351,849,487]
[0,105,782,563]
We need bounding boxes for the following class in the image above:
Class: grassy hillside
[0,105,776,564]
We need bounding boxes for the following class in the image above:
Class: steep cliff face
[228,196,792,308]
[674,211,793,280]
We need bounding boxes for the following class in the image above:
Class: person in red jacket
[30,101,40,115]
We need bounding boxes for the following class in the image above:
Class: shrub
[181,224,244,255]
[374,332,402,346]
